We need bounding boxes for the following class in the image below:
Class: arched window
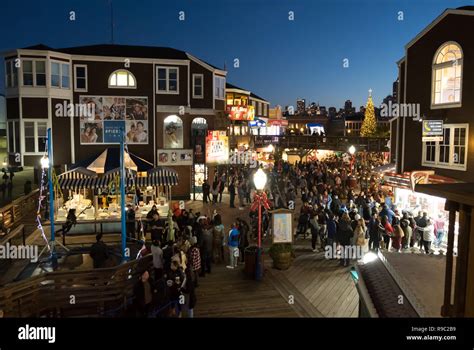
[164,115,183,148]
[108,69,136,88]
[432,42,462,107]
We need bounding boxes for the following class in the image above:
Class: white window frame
[50,60,71,89]
[156,66,179,94]
[422,123,469,171]
[431,41,463,109]
[7,120,19,153]
[5,60,18,88]
[214,76,225,100]
[108,69,137,89]
[22,120,49,155]
[258,102,262,116]
[74,64,88,92]
[21,59,34,86]
[192,73,204,99]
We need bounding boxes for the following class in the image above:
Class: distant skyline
[0,0,472,108]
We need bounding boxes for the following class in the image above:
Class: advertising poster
[80,121,104,144]
[205,130,229,164]
[80,95,148,144]
[103,120,124,143]
[164,116,184,148]
[272,210,293,244]
[126,98,148,120]
[157,149,193,166]
[102,97,126,120]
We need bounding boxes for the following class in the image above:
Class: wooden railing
[252,135,390,152]
[0,189,40,233]
[0,255,152,317]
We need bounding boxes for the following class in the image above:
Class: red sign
[227,105,255,121]
[269,119,288,126]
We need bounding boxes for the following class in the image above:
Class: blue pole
[120,129,128,262]
[47,128,56,262]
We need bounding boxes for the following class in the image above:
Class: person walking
[310,213,320,252]
[381,215,393,250]
[354,218,368,257]
[133,270,156,318]
[188,236,201,287]
[434,213,446,249]
[422,219,435,254]
[126,204,136,240]
[336,213,353,267]
[211,179,219,204]
[89,233,109,268]
[199,220,213,276]
[212,215,224,264]
[226,223,240,269]
[151,240,164,280]
[228,177,236,208]
[202,179,210,204]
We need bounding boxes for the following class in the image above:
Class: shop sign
[383,174,411,189]
[157,149,193,166]
[269,119,288,126]
[206,131,229,164]
[410,170,434,191]
[422,120,443,141]
[249,119,266,128]
[227,105,255,121]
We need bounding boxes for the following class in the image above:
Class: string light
[36,139,51,251]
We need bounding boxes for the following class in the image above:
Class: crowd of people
[130,205,251,318]
[128,153,446,316]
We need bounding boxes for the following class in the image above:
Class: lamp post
[348,145,356,176]
[120,128,128,263]
[42,128,58,265]
[252,168,268,281]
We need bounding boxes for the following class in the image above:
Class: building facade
[393,7,474,183]
[3,44,228,198]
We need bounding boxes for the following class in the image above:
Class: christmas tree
[360,89,377,137]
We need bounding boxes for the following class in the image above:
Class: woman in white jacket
[422,219,435,254]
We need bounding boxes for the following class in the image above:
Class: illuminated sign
[422,120,443,142]
[249,119,266,128]
[227,105,255,121]
[205,130,229,164]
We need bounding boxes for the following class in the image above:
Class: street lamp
[252,168,268,281]
[348,145,356,176]
[253,168,267,191]
[40,155,50,169]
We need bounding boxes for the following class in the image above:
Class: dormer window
[432,42,462,108]
[108,69,136,88]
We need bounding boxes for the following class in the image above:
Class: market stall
[55,149,178,231]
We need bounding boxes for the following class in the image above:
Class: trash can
[244,246,264,280]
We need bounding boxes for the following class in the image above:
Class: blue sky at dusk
[1,0,472,108]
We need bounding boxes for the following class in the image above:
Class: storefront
[382,171,457,218]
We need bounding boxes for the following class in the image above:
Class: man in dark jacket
[90,233,109,268]
[202,179,210,203]
[368,213,383,252]
[228,178,236,208]
[126,204,136,240]
[336,217,353,267]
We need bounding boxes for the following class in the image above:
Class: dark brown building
[4,44,228,198]
[393,7,474,182]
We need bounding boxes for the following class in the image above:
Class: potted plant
[268,243,294,270]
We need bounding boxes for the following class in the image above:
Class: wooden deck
[268,244,359,317]
[194,264,300,318]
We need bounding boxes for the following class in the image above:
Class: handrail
[0,254,152,317]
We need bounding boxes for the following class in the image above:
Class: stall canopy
[70,147,154,174]
[57,148,179,190]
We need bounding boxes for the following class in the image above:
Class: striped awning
[57,167,179,190]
